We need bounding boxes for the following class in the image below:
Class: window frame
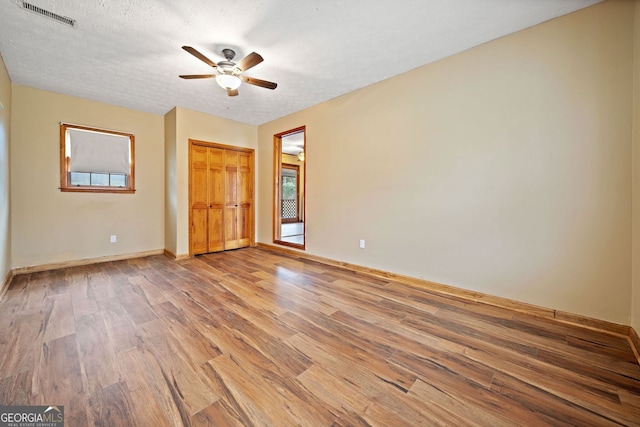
[281,163,300,223]
[59,123,135,194]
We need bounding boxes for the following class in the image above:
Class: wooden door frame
[273,126,306,250]
[188,139,255,256]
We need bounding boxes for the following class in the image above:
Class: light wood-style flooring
[1,248,639,426]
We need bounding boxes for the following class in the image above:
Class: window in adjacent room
[60,123,135,193]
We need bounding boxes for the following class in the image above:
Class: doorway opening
[274,127,305,249]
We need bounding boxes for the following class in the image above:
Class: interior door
[189,140,254,255]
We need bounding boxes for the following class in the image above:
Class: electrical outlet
[359,239,365,249]
[110,235,117,243]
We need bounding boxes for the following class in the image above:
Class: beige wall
[11,85,165,268]
[164,106,258,257]
[632,0,640,332]
[0,55,10,283]
[258,0,636,324]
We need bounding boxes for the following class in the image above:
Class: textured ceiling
[0,0,601,125]
[282,132,304,155]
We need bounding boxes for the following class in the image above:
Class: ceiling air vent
[21,2,76,27]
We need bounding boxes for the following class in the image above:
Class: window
[281,165,299,222]
[60,123,135,193]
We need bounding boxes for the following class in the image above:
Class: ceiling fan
[179,46,277,97]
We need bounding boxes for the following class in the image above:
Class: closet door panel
[191,209,208,255]
[224,150,239,250]
[237,151,252,247]
[208,148,225,252]
[190,145,209,255]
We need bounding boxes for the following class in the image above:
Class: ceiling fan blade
[182,46,218,68]
[179,74,217,79]
[236,52,263,72]
[241,76,277,90]
[227,88,239,97]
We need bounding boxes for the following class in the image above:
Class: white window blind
[68,128,130,174]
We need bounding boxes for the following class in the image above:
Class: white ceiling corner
[0,0,602,125]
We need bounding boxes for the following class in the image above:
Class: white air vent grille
[22,2,76,27]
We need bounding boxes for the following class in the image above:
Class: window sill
[60,187,135,194]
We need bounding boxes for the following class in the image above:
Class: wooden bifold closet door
[190,141,254,255]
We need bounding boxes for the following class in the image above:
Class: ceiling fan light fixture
[181,46,277,96]
[216,73,241,90]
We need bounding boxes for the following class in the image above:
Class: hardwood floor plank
[400,312,640,423]
[536,348,640,394]
[489,373,623,426]
[191,399,247,427]
[75,313,122,393]
[409,378,513,427]
[175,298,315,401]
[389,348,553,425]
[287,333,452,426]
[69,273,99,319]
[280,310,419,392]
[0,313,44,379]
[212,275,289,316]
[252,275,339,316]
[86,272,117,301]
[208,353,334,426]
[199,362,261,427]
[152,301,223,366]
[36,334,89,426]
[112,276,158,326]
[87,381,137,427]
[432,300,640,377]
[128,275,169,306]
[203,322,335,422]
[198,256,263,284]
[0,248,639,425]
[296,364,372,416]
[134,319,221,416]
[202,287,298,341]
[566,334,637,363]
[97,297,139,354]
[207,353,288,426]
[0,369,35,405]
[328,310,497,389]
[401,312,539,357]
[42,292,75,342]
[116,348,186,426]
[464,346,640,425]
